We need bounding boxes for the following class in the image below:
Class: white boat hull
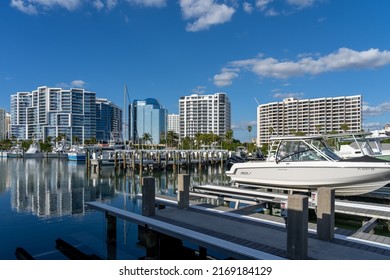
[226,161,390,196]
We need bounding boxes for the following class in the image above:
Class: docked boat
[45,140,69,158]
[226,135,390,196]
[336,132,390,161]
[24,140,44,158]
[8,143,24,158]
[67,145,87,161]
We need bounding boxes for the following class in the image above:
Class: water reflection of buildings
[7,159,115,217]
[4,158,231,218]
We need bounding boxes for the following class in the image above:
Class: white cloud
[363,102,390,116]
[215,48,390,85]
[71,80,87,87]
[363,122,383,130]
[273,92,304,99]
[256,0,273,11]
[243,2,253,14]
[93,0,104,10]
[286,0,315,9]
[106,0,118,9]
[255,0,318,16]
[192,85,206,94]
[10,0,83,14]
[10,0,165,14]
[213,68,239,87]
[10,0,39,14]
[180,0,235,32]
[125,0,166,8]
[57,80,87,88]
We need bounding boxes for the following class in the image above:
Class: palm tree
[72,135,79,145]
[247,125,252,141]
[142,133,153,149]
[166,130,179,148]
[225,129,233,143]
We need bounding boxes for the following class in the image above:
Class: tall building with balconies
[96,98,123,142]
[10,86,98,144]
[0,108,6,140]
[128,98,167,145]
[167,114,180,135]
[179,92,231,139]
[257,95,362,145]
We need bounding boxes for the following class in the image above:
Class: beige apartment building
[257,95,362,145]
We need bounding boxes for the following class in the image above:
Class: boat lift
[190,184,390,221]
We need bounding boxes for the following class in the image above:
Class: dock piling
[178,174,190,209]
[316,188,335,241]
[106,211,117,260]
[287,194,308,260]
[142,176,156,216]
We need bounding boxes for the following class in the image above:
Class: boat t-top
[226,135,390,196]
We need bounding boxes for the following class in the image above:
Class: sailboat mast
[123,84,127,147]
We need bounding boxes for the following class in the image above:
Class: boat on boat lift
[226,135,390,196]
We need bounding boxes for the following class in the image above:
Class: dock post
[142,176,156,216]
[140,177,158,258]
[132,151,136,170]
[178,174,190,209]
[122,151,126,171]
[86,150,90,169]
[316,188,335,241]
[106,211,117,260]
[139,151,144,173]
[114,152,118,170]
[173,151,176,172]
[287,194,308,260]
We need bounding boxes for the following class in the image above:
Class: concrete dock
[86,175,390,260]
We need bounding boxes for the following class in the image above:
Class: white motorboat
[336,132,390,161]
[226,135,390,196]
[8,143,23,158]
[67,145,87,161]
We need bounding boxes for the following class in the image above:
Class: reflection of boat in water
[226,135,390,196]
[0,150,9,158]
[67,145,87,161]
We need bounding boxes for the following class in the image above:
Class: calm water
[0,158,230,260]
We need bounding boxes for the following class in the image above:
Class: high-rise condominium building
[0,108,6,140]
[96,98,123,142]
[179,93,231,139]
[167,114,180,135]
[10,86,97,143]
[257,95,362,145]
[128,98,167,145]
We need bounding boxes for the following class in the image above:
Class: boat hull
[226,161,390,196]
[67,152,86,161]
[23,153,44,159]
[7,153,23,158]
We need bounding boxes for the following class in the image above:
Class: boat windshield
[276,139,342,162]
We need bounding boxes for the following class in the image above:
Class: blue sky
[1,0,390,141]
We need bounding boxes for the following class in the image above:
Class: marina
[1,156,390,260]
